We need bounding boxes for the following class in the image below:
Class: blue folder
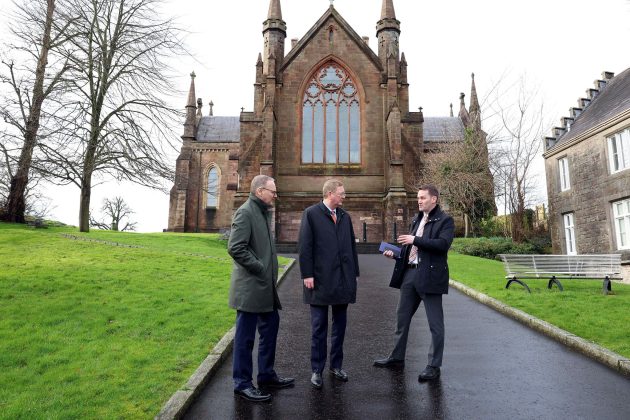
[379,241,401,258]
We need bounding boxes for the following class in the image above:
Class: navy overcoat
[298,202,360,305]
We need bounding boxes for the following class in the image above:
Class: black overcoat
[298,202,360,305]
[389,205,455,294]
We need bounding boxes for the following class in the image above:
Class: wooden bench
[498,254,622,295]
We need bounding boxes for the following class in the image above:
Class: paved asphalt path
[184,254,630,419]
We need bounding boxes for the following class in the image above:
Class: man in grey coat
[227,175,294,402]
[298,179,360,389]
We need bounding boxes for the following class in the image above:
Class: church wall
[184,143,238,232]
[272,16,391,242]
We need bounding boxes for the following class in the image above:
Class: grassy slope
[449,252,630,358]
[0,223,288,419]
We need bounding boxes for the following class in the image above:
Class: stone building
[168,0,492,245]
[543,67,630,278]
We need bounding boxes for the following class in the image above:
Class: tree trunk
[79,177,92,232]
[463,213,470,238]
[3,0,56,223]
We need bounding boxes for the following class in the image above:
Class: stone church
[168,0,490,245]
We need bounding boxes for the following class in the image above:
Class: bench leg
[547,276,563,291]
[506,277,531,293]
[603,276,612,295]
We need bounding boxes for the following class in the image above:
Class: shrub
[451,236,549,260]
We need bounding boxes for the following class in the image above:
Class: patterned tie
[408,213,429,264]
[331,210,337,224]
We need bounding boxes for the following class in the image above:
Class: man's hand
[304,277,314,289]
[383,250,394,259]
[397,234,415,245]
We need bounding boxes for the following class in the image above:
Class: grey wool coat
[227,194,281,313]
[298,202,360,305]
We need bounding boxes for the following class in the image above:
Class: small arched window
[206,166,219,207]
[302,61,360,164]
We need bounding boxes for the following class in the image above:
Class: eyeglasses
[332,191,346,198]
[259,187,278,196]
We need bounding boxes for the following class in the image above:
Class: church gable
[281,7,382,74]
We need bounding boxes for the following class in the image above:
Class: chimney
[362,36,369,45]
[545,136,557,150]
[562,116,574,132]
[595,79,607,90]
[578,97,591,109]
[602,71,614,80]
[586,88,599,100]
[291,38,298,49]
[569,107,582,118]
[554,126,566,137]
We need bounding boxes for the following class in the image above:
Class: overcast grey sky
[1,0,629,231]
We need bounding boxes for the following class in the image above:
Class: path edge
[155,258,297,419]
[449,279,630,378]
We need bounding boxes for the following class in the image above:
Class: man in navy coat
[374,184,454,382]
[298,179,360,389]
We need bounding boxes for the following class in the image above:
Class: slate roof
[423,117,465,142]
[196,116,240,142]
[555,67,630,146]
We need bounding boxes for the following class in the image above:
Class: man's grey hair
[250,174,275,193]
[322,179,344,198]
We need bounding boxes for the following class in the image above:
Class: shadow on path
[184,254,630,419]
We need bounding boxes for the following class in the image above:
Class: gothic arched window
[302,62,360,164]
[206,166,219,208]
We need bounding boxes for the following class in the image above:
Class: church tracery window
[302,62,361,164]
[206,166,219,208]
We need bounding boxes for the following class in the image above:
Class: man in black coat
[298,179,360,389]
[374,184,454,381]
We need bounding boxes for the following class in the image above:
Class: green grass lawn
[449,252,630,358]
[0,223,290,419]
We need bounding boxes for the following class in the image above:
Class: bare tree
[0,0,75,223]
[40,0,186,232]
[489,75,549,243]
[89,196,136,231]
[421,127,496,237]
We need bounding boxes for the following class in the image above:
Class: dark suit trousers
[310,304,348,373]
[390,269,445,367]
[233,309,279,390]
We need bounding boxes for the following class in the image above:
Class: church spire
[267,0,282,20]
[263,0,286,76]
[380,0,396,19]
[458,92,470,126]
[376,0,401,69]
[182,72,197,140]
[469,73,481,130]
[469,73,480,115]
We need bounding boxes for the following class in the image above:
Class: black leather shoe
[329,368,348,382]
[310,372,323,389]
[258,376,295,389]
[418,365,441,381]
[373,356,405,368]
[234,386,272,402]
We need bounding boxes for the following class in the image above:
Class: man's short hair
[419,184,440,199]
[250,175,274,193]
[322,179,344,198]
